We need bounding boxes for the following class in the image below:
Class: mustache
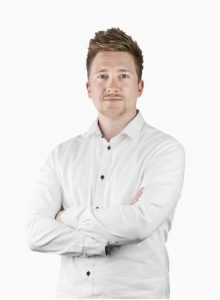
[103,94,123,98]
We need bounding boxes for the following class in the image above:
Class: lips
[103,97,122,101]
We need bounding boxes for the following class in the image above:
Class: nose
[106,87,119,94]
[106,77,119,94]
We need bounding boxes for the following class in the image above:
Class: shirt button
[86,271,91,276]
[100,175,105,180]
[95,206,99,209]
[107,145,111,150]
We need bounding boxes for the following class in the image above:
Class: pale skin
[56,51,145,222]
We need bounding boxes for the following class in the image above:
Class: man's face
[86,51,144,119]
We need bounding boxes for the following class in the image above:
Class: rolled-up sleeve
[25,149,108,256]
[61,139,185,246]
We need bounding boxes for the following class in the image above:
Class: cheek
[90,85,104,101]
[90,82,104,94]
[124,83,138,94]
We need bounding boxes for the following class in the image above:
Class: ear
[137,80,144,97]
[86,81,91,98]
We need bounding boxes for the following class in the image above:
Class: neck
[98,110,138,142]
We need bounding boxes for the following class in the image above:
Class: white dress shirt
[25,109,185,299]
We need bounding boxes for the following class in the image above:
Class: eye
[120,73,129,79]
[98,74,108,80]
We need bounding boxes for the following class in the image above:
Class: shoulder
[141,122,185,158]
[49,134,87,162]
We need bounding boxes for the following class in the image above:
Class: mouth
[103,97,122,101]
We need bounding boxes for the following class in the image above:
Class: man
[26,28,185,299]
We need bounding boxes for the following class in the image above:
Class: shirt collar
[84,109,145,140]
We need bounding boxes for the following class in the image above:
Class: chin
[100,109,125,119]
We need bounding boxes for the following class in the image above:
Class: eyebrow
[96,68,131,74]
[117,68,131,73]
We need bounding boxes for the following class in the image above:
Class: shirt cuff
[85,237,109,257]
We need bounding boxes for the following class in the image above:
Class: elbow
[26,234,39,252]
[129,217,153,241]
[25,228,38,252]
[26,231,44,253]
[123,221,148,242]
[132,226,148,241]
[26,228,40,252]
[26,238,38,252]
[25,215,43,252]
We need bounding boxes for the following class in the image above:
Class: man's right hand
[130,187,144,205]
[55,210,63,222]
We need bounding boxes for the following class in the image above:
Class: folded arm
[25,150,108,257]
[59,139,185,246]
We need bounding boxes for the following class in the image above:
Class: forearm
[60,194,179,246]
[59,187,145,245]
[25,211,108,256]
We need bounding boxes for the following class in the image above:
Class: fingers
[135,187,144,199]
[130,187,144,205]
[55,211,62,222]
[138,187,144,195]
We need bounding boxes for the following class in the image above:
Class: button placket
[94,142,113,209]
[79,256,95,295]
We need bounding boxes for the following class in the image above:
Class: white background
[0,0,218,299]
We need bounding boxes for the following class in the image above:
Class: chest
[60,137,148,208]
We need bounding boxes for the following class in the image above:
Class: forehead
[90,51,136,72]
